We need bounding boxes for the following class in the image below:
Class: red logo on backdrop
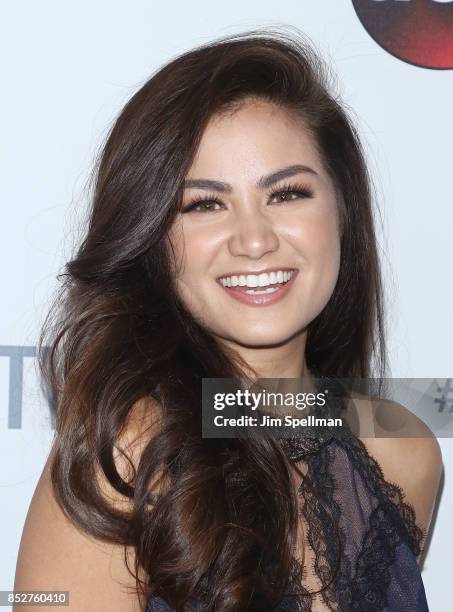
[352,0,453,69]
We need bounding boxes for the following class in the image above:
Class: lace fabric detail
[146,378,428,612]
[273,401,426,611]
[282,436,425,611]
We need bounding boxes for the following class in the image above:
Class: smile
[216,268,298,307]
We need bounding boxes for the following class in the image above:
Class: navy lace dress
[145,379,429,612]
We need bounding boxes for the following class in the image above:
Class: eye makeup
[181,182,314,214]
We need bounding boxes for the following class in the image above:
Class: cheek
[290,211,341,322]
[167,223,204,278]
[166,223,184,275]
[316,218,341,270]
[287,207,341,268]
[167,222,220,286]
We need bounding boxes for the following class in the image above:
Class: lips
[224,278,289,292]
[217,269,299,307]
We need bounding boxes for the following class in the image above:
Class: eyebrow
[183,164,318,193]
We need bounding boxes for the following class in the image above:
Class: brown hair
[38,28,387,611]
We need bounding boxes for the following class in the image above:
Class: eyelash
[182,182,314,214]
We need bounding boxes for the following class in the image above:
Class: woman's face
[167,98,341,349]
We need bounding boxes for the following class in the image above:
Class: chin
[220,324,305,349]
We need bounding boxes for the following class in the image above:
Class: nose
[227,206,280,259]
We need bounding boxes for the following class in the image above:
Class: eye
[182,195,224,213]
[267,182,314,204]
[181,182,314,214]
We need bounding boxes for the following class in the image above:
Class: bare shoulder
[347,393,443,560]
[14,395,163,612]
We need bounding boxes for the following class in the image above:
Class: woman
[15,29,442,611]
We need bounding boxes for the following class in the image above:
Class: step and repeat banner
[1,1,452,610]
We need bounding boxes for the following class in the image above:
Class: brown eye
[270,190,303,203]
[267,183,314,204]
[182,198,224,213]
[183,200,219,212]
[270,189,313,202]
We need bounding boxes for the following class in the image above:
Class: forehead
[188,99,324,179]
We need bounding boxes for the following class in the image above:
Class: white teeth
[245,287,279,295]
[258,273,268,287]
[246,274,258,288]
[219,270,295,288]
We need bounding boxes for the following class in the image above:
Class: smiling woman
[168,100,341,350]
[14,28,441,612]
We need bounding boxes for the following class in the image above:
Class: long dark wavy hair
[38,28,387,611]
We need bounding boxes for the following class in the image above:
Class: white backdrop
[1,1,451,610]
